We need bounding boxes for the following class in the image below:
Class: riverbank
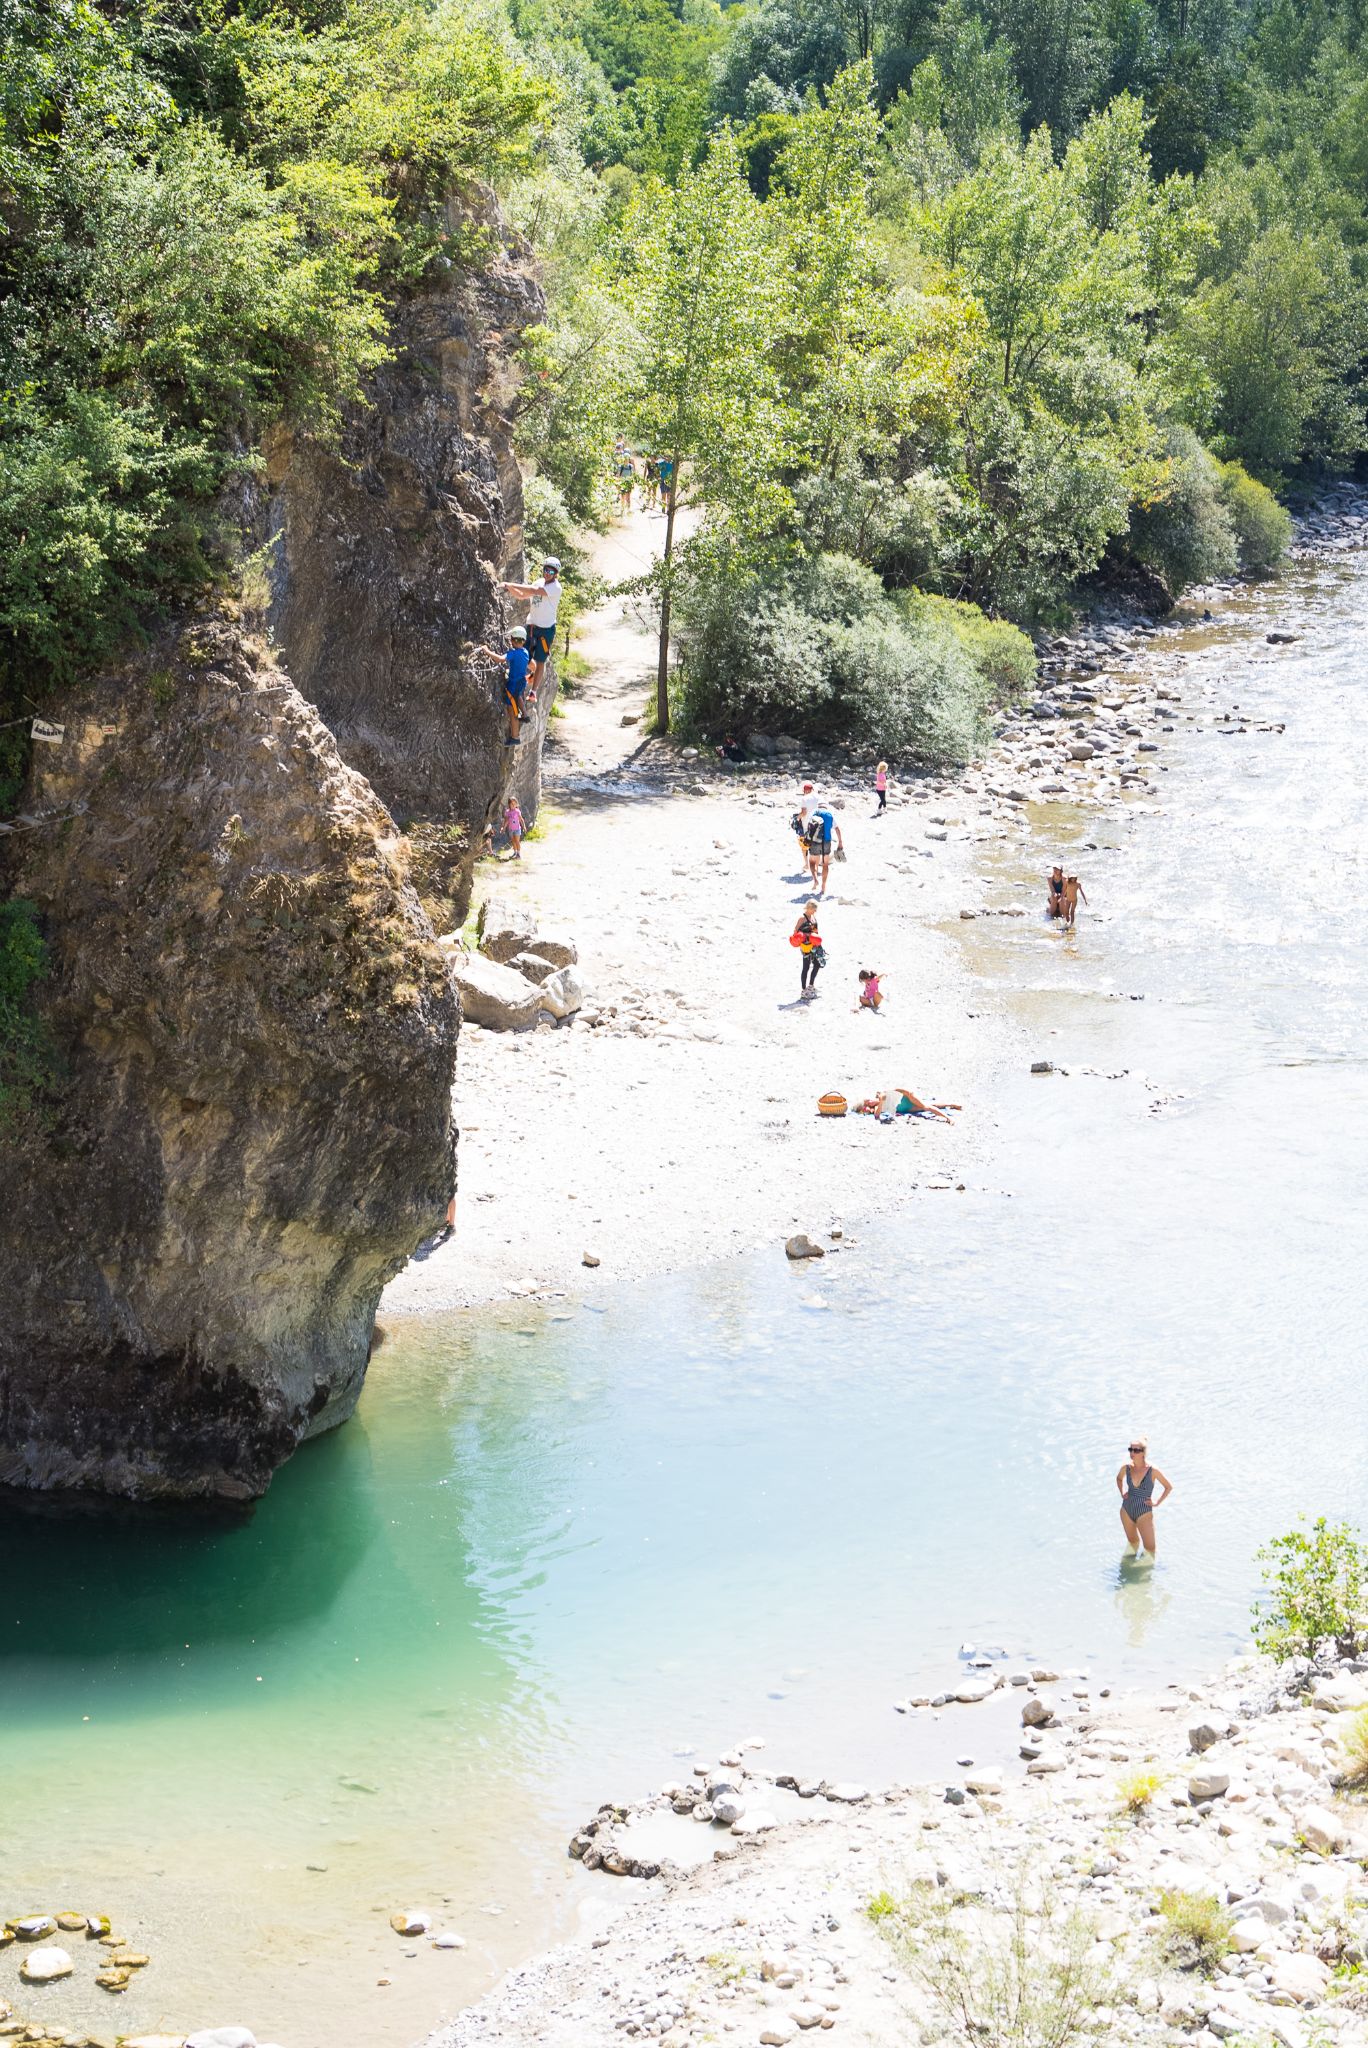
[384,491,1321,1320]
[430,1648,1368,2048]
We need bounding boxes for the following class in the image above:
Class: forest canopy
[1,0,1366,763]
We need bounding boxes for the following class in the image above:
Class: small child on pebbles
[856,968,884,1011]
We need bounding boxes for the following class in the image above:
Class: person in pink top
[856,967,884,1011]
[873,761,888,815]
[503,799,524,859]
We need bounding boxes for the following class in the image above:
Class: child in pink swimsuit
[857,968,883,1010]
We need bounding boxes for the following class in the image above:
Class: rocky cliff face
[0,615,459,1500]
[263,191,547,921]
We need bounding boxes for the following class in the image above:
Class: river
[3,539,1367,2048]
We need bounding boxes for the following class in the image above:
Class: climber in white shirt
[503,557,563,694]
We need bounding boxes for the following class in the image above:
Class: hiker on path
[472,625,532,745]
[657,455,675,510]
[503,798,524,859]
[1117,1438,1172,1557]
[614,442,635,513]
[791,901,824,1000]
[504,558,563,696]
[873,762,888,815]
[642,457,660,512]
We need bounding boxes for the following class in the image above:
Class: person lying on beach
[1062,874,1087,926]
[856,968,884,1011]
[853,1087,960,1124]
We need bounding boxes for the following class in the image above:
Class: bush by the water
[1252,1516,1368,1663]
[1219,463,1294,574]
[673,547,1032,764]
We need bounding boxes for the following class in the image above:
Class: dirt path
[546,503,698,776]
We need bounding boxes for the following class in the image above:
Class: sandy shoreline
[381,503,1177,1324]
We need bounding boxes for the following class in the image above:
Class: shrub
[0,898,56,1124]
[906,593,1036,704]
[672,542,994,764]
[1336,1707,1368,1789]
[1253,1517,1368,1663]
[1116,1767,1164,1814]
[1157,1890,1233,1975]
[1127,427,1237,593]
[876,1867,1120,2048]
[1219,462,1293,574]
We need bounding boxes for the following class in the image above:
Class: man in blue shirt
[473,626,533,745]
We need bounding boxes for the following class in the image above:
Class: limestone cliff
[0,615,459,1500]
[262,191,548,920]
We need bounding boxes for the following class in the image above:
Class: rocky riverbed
[428,1647,1368,2048]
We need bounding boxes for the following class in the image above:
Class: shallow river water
[3,546,1368,2048]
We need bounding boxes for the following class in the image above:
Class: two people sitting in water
[1117,1438,1173,1556]
[1047,865,1087,926]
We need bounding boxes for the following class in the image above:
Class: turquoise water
[3,550,1368,2047]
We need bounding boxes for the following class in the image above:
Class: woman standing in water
[1117,1438,1172,1556]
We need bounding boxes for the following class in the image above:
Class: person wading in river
[1116,1438,1173,1557]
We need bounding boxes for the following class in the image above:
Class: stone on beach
[1188,1768,1230,1801]
[1296,1804,1347,1852]
[1189,1720,1222,1753]
[20,1945,73,1981]
[446,949,555,1031]
[390,1908,432,1936]
[785,1235,825,1260]
[1022,1696,1055,1727]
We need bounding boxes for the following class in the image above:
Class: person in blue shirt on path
[473,625,534,745]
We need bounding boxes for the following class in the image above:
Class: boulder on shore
[446,948,554,1030]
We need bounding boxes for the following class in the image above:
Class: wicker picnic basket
[817,1092,848,1117]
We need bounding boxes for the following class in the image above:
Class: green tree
[619,130,783,728]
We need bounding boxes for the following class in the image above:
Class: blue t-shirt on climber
[504,646,531,696]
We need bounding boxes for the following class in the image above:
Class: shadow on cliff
[0,1412,380,1662]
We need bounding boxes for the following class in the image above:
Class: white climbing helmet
[542,556,562,574]
[510,626,527,642]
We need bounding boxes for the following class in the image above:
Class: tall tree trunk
[656,447,681,735]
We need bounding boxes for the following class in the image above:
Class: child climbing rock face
[472,627,534,745]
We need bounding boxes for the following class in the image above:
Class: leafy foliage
[876,1866,1122,2048]
[0,0,546,729]
[0,899,56,1125]
[1157,1890,1234,1975]
[1252,1517,1368,1664]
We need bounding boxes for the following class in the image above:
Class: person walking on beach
[503,798,524,859]
[1063,873,1087,927]
[503,558,563,695]
[805,803,843,894]
[873,762,888,815]
[792,901,824,999]
[472,625,532,745]
[1117,1438,1172,1557]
